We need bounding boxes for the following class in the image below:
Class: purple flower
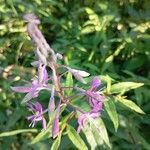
[86,77,105,112]
[77,77,105,133]
[38,63,48,85]
[90,76,101,91]
[11,63,49,103]
[24,13,55,59]
[77,111,100,133]
[86,90,104,111]
[27,102,47,130]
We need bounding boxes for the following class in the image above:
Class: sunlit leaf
[88,118,111,148]
[67,125,88,150]
[31,122,52,144]
[65,72,73,96]
[6,107,25,129]
[31,129,51,144]
[82,125,97,150]
[51,134,62,150]
[104,96,119,131]
[118,98,145,114]
[0,129,38,137]
[110,82,144,94]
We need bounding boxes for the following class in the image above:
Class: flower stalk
[11,13,105,138]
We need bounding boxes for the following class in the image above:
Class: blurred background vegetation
[0,0,150,149]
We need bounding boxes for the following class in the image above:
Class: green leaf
[104,97,119,131]
[31,122,52,144]
[85,7,95,15]
[51,134,62,150]
[0,129,38,137]
[110,82,144,94]
[74,43,87,52]
[67,125,88,150]
[6,107,25,129]
[89,118,111,149]
[83,117,111,149]
[31,129,51,144]
[65,72,73,95]
[51,120,67,150]
[101,55,114,74]
[101,43,125,74]
[124,56,145,71]
[118,98,145,114]
[82,126,97,150]
[100,75,115,83]
[135,133,150,150]
[81,26,95,34]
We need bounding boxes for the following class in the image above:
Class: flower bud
[52,103,60,138]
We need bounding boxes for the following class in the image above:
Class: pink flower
[11,63,49,104]
[77,77,105,133]
[86,77,105,112]
[90,76,101,91]
[52,103,60,138]
[77,111,100,133]
[27,102,47,130]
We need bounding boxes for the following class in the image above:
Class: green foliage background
[0,0,150,149]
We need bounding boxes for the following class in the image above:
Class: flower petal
[73,69,90,77]
[52,116,59,138]
[73,72,86,84]
[38,64,46,84]
[91,76,101,91]
[31,61,39,67]
[52,103,60,138]
[42,117,47,130]
[48,86,55,116]
[67,67,90,77]
[27,115,36,121]
[77,113,87,133]
[21,92,37,104]
[11,86,32,93]
[34,102,43,112]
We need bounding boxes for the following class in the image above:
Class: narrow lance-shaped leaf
[51,134,62,150]
[67,125,88,150]
[104,96,119,131]
[31,130,51,144]
[6,107,24,129]
[82,124,99,150]
[65,72,73,95]
[0,129,38,137]
[134,132,150,150]
[21,92,35,104]
[110,82,144,94]
[31,121,52,144]
[118,98,145,114]
[89,117,111,148]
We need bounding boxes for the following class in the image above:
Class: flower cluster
[76,77,105,133]
[11,13,105,138]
